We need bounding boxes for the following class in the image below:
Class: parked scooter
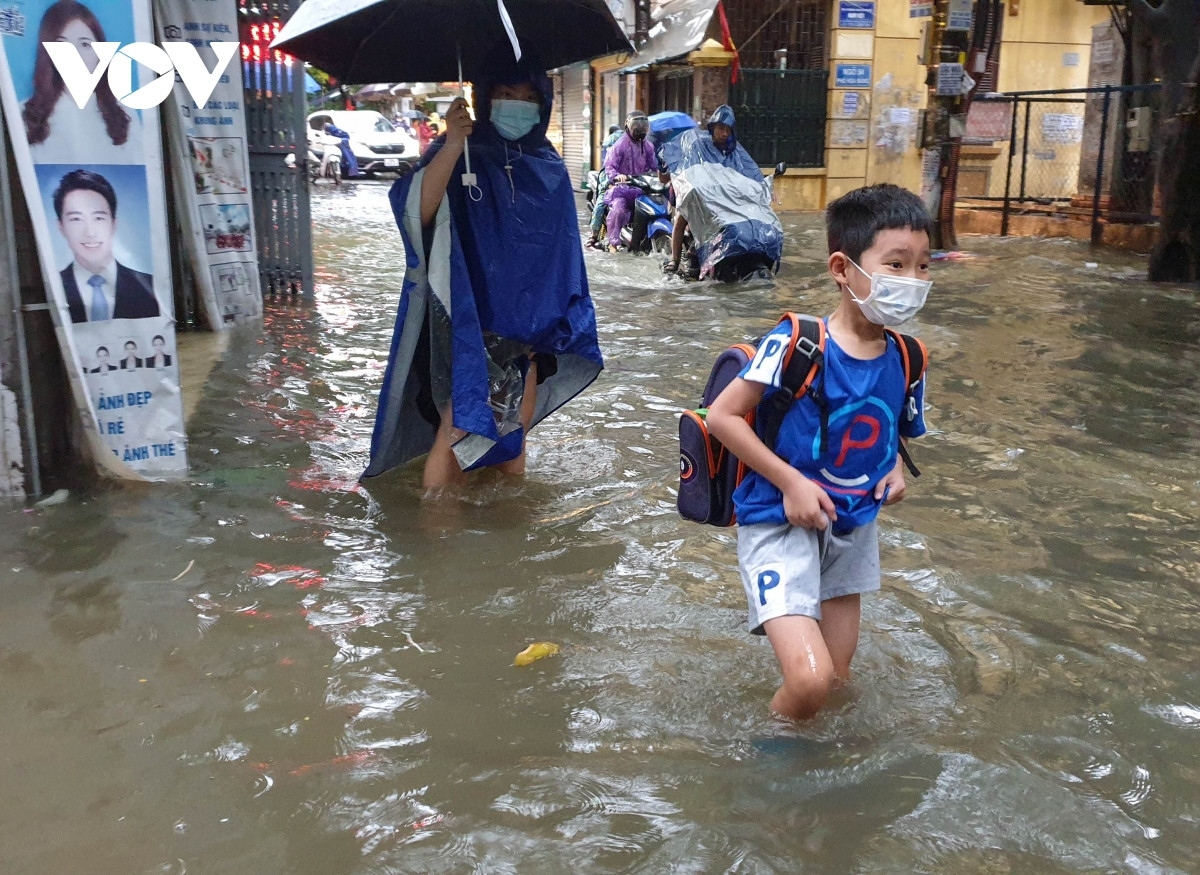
[618,174,673,254]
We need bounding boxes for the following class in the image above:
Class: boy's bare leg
[817,593,862,680]
[424,359,538,485]
[494,360,538,477]
[762,615,836,721]
[768,607,854,715]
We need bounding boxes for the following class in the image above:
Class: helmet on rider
[625,110,649,142]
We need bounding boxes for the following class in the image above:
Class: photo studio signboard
[0,0,190,479]
[154,0,261,328]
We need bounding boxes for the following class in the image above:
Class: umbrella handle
[462,142,481,201]
[457,44,482,200]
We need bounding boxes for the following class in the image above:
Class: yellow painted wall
[772,169,826,211]
[865,34,926,192]
[811,0,1107,210]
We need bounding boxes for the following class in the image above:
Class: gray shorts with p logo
[736,520,881,634]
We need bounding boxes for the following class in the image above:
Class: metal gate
[729,68,828,168]
[559,64,590,189]
[239,0,312,299]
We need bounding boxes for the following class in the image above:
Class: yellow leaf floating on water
[513,641,561,667]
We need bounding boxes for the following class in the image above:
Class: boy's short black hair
[825,184,932,262]
[52,168,117,220]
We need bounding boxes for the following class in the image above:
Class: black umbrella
[271,0,633,85]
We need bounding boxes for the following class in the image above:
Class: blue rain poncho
[324,123,360,177]
[661,105,783,279]
[363,63,603,479]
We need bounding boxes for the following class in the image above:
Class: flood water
[3,180,1199,874]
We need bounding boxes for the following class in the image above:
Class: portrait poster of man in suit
[44,167,160,323]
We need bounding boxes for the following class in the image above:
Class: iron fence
[960,84,1162,243]
[729,68,828,167]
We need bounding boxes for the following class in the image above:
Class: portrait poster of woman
[9,0,145,165]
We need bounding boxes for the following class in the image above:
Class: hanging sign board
[965,100,1014,141]
[936,62,965,96]
[946,0,974,32]
[0,0,187,479]
[156,0,261,328]
[910,0,933,18]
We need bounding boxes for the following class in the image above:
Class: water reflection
[1,181,1198,872]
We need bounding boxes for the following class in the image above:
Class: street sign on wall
[835,63,872,88]
[838,1,875,29]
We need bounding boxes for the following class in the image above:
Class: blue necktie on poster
[87,274,108,321]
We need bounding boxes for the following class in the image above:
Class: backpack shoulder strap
[885,329,927,391]
[779,314,825,397]
[885,329,928,478]
[760,313,827,452]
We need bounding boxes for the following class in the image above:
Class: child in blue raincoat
[363,52,603,490]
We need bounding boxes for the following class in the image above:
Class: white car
[306,110,418,176]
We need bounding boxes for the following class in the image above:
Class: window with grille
[651,70,694,115]
[724,0,828,70]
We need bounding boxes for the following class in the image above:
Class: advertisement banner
[154,0,260,328]
[0,0,187,479]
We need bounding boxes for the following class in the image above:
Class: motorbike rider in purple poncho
[363,51,603,490]
[602,110,657,250]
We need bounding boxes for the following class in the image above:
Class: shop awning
[615,0,719,73]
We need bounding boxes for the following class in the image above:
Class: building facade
[553,0,1108,211]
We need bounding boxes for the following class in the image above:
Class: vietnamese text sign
[835,63,872,88]
[156,0,261,327]
[946,0,974,31]
[838,1,875,29]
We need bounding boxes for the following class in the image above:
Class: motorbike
[306,139,343,185]
[583,168,603,210]
[617,174,673,255]
[661,116,790,282]
[669,163,788,282]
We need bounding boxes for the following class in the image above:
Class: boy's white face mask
[847,259,932,326]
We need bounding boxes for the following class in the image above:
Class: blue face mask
[490,99,541,141]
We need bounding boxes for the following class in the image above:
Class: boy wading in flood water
[706,184,933,721]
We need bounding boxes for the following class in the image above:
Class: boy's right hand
[781,474,837,531]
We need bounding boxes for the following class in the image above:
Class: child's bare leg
[423,410,468,490]
[495,359,538,477]
[762,615,836,721]
[817,594,862,680]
